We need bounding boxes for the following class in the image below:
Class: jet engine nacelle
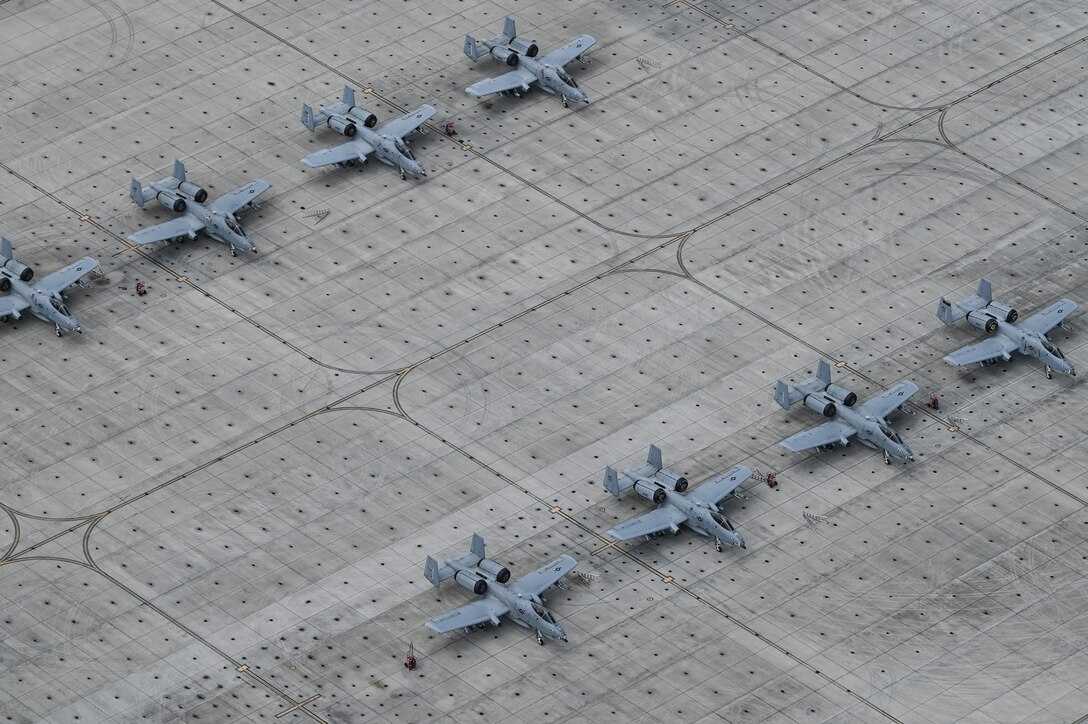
[825,384,857,407]
[509,38,539,57]
[476,558,511,584]
[327,115,358,137]
[3,259,33,282]
[632,478,667,504]
[987,301,1018,324]
[804,395,835,417]
[654,469,688,492]
[966,309,1000,334]
[347,108,378,128]
[156,190,187,213]
[454,569,488,595]
[490,46,520,66]
[177,181,208,203]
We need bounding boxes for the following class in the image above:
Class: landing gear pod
[804,395,835,417]
[178,181,208,203]
[477,558,511,584]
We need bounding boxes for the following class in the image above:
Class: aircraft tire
[0,278,9,292]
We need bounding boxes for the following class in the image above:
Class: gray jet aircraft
[463,17,596,107]
[424,533,577,645]
[775,360,918,464]
[300,86,436,178]
[129,160,270,256]
[0,237,98,336]
[604,444,751,552]
[937,278,1077,379]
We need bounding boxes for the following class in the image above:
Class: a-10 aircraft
[775,360,918,464]
[300,86,436,179]
[604,445,751,552]
[424,533,577,645]
[464,17,596,107]
[0,237,98,336]
[129,161,271,256]
[938,278,1077,379]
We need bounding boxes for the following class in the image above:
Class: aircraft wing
[608,506,689,541]
[513,554,578,596]
[686,465,753,506]
[128,215,206,246]
[209,180,271,215]
[0,295,30,319]
[857,381,919,419]
[1020,299,1078,336]
[465,67,536,97]
[379,105,437,140]
[540,34,596,67]
[37,257,99,293]
[300,139,376,169]
[426,599,509,634]
[779,420,856,452]
[943,336,1019,367]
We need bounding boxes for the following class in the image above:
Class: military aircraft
[604,444,751,553]
[0,237,98,336]
[937,278,1077,379]
[128,160,270,256]
[463,17,596,107]
[424,533,577,645]
[775,360,918,464]
[300,86,436,179]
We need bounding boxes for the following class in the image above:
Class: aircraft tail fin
[647,444,663,471]
[341,85,356,109]
[172,159,186,183]
[424,556,442,587]
[503,16,516,40]
[775,380,795,411]
[129,177,145,207]
[603,466,622,497]
[816,359,832,387]
[0,236,11,263]
[470,532,485,561]
[937,296,955,326]
[938,278,991,325]
[463,34,480,61]
[977,278,993,304]
[301,103,317,132]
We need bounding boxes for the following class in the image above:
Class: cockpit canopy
[49,295,70,315]
[1042,339,1065,358]
[225,217,244,236]
[394,138,414,159]
[880,424,903,444]
[557,69,577,87]
[710,510,734,531]
[531,601,555,623]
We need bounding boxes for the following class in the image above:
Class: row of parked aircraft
[425,279,1079,643]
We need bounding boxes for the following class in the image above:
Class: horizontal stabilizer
[938,278,992,326]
